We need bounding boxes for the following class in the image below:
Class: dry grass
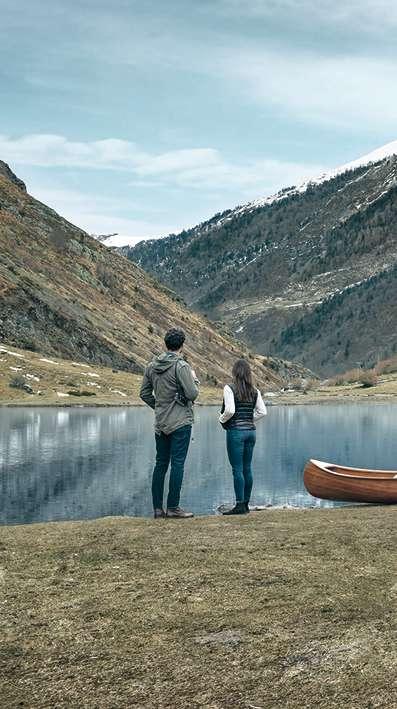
[3,342,397,409]
[374,356,397,375]
[358,369,378,388]
[0,508,396,708]
[327,369,363,387]
[0,343,219,407]
[274,372,397,405]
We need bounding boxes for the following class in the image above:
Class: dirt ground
[1,507,396,708]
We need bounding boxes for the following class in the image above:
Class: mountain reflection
[1,404,397,524]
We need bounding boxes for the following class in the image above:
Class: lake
[1,404,397,524]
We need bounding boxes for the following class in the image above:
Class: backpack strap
[174,360,187,400]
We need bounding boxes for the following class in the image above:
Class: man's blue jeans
[152,425,192,509]
[226,428,256,503]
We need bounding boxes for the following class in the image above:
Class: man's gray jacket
[139,351,199,435]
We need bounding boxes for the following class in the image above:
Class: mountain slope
[272,263,397,375]
[0,161,307,389]
[125,144,397,374]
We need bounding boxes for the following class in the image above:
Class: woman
[219,359,267,515]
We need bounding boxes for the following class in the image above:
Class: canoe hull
[304,459,397,504]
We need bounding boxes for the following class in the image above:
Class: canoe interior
[319,462,397,480]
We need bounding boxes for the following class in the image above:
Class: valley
[125,145,397,375]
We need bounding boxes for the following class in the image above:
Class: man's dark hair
[164,328,185,351]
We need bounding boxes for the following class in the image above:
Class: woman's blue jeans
[226,428,256,503]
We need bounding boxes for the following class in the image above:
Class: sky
[1,0,397,246]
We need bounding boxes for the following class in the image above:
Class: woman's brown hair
[232,359,256,401]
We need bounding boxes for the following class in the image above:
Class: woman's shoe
[154,508,166,519]
[222,502,247,515]
[244,502,250,513]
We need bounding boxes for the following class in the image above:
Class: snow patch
[1,348,25,359]
[213,140,397,228]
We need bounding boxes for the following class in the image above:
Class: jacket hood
[151,351,180,373]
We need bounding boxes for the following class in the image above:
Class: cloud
[217,49,397,132]
[0,133,326,196]
[2,133,328,241]
[140,158,326,197]
[134,148,220,176]
[0,134,145,169]
[29,185,182,242]
[2,1,397,141]
[83,5,397,134]
[218,0,397,33]
[0,134,222,175]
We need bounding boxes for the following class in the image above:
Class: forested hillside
[272,264,397,375]
[125,152,397,374]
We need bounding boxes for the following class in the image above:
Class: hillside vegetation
[126,155,397,375]
[274,262,397,373]
[0,161,310,391]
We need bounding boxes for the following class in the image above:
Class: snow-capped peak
[230,140,397,218]
[94,141,397,246]
[335,140,397,175]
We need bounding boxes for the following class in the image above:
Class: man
[140,327,199,518]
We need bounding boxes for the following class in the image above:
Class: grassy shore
[273,372,397,406]
[0,343,220,406]
[2,342,397,407]
[1,508,396,708]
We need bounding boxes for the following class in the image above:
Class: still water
[1,404,396,524]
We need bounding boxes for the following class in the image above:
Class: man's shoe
[166,507,194,518]
[222,502,247,516]
[154,508,166,519]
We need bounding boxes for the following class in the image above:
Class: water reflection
[0,404,396,524]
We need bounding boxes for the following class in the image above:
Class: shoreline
[2,393,397,407]
[2,342,397,408]
[0,504,369,529]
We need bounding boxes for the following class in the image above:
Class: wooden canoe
[303,459,397,504]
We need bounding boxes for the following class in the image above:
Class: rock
[0,161,27,191]
[195,630,244,646]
